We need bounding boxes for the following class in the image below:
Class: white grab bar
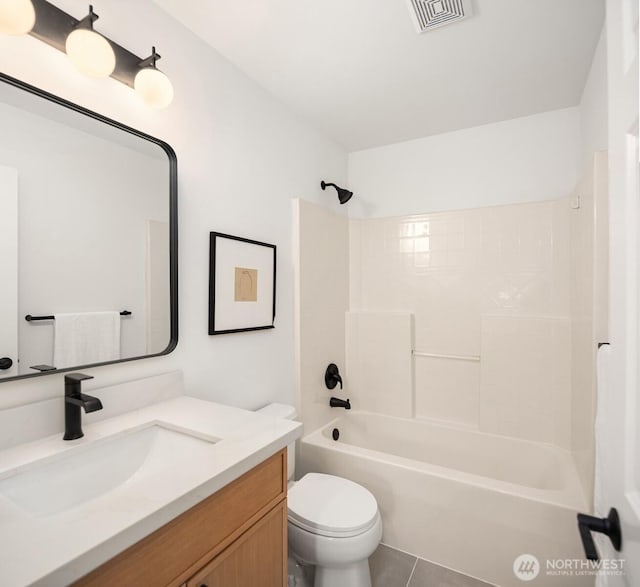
[412,350,480,362]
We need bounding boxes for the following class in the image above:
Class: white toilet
[257,404,382,587]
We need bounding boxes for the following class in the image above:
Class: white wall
[0,0,347,409]
[579,27,608,170]
[347,107,581,218]
[346,26,607,220]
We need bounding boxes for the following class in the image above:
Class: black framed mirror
[0,72,178,383]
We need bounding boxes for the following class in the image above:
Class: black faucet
[330,397,351,410]
[325,363,343,390]
[63,373,102,440]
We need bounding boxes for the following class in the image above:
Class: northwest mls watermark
[513,554,626,581]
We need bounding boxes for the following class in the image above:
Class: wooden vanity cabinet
[74,449,287,587]
[187,500,286,587]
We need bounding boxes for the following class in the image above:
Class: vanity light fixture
[0,0,174,108]
[0,0,35,35]
[134,47,174,109]
[65,5,115,79]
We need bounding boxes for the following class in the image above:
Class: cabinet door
[188,501,286,587]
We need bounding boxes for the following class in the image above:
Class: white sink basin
[0,424,218,517]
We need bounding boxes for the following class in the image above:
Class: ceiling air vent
[406,0,473,33]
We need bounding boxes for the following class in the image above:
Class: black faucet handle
[65,372,94,382]
[325,363,343,390]
[63,374,101,441]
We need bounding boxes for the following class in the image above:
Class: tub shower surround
[347,188,605,461]
[295,170,607,586]
[348,198,574,442]
[346,156,607,493]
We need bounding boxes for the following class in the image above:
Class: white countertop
[0,396,302,587]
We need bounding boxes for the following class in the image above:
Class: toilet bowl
[256,404,382,587]
[288,473,382,587]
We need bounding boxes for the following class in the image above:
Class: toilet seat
[288,473,379,538]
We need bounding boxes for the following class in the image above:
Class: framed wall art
[209,232,276,335]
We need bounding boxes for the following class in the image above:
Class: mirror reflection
[0,76,176,381]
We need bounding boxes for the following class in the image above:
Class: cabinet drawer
[187,500,287,587]
[74,449,286,587]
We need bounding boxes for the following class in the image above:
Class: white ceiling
[153,0,605,152]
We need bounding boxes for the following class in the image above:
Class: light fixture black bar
[30,0,76,52]
[25,311,132,322]
[112,45,147,89]
[29,0,146,88]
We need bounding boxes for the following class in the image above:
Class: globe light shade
[0,0,35,35]
[134,67,174,109]
[65,28,115,79]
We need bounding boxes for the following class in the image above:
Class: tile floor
[369,544,496,587]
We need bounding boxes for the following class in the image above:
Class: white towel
[53,312,121,369]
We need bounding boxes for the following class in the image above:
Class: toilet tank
[256,403,297,480]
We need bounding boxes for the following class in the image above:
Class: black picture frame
[209,232,277,335]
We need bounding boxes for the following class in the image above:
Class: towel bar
[25,311,132,322]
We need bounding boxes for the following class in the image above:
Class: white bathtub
[299,412,593,587]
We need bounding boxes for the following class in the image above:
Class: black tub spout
[329,397,351,410]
